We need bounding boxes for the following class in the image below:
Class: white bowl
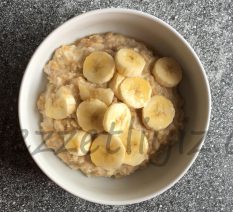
[18,8,211,205]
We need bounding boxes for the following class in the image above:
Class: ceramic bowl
[18,8,211,205]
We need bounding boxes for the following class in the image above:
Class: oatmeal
[37,33,184,177]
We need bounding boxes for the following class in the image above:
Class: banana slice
[76,99,107,133]
[64,130,92,156]
[123,129,149,166]
[90,134,125,170]
[78,77,114,105]
[152,57,182,87]
[83,51,115,84]
[142,95,175,131]
[115,48,146,77]
[108,73,125,99]
[45,86,76,119]
[103,103,131,134]
[119,77,152,108]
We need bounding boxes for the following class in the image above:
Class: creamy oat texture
[37,33,184,177]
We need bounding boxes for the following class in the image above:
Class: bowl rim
[18,8,211,205]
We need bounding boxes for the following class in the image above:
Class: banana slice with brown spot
[108,73,125,99]
[103,103,131,134]
[76,99,107,133]
[115,48,146,77]
[83,51,115,84]
[78,77,114,105]
[90,134,125,170]
[152,57,182,87]
[64,130,92,156]
[119,77,152,108]
[45,86,76,120]
[142,95,175,131]
[122,129,149,166]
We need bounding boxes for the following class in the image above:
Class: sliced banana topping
[103,103,131,134]
[64,130,92,156]
[123,129,149,166]
[78,77,114,105]
[119,77,152,108]
[76,99,107,133]
[142,95,175,131]
[108,73,125,99]
[83,51,115,84]
[153,57,182,87]
[115,48,146,77]
[45,86,76,120]
[90,134,125,170]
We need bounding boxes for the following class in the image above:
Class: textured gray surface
[0,0,233,211]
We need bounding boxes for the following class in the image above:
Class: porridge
[37,33,184,177]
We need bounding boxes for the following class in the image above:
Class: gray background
[0,0,233,211]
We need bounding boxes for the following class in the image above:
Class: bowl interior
[19,9,210,205]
